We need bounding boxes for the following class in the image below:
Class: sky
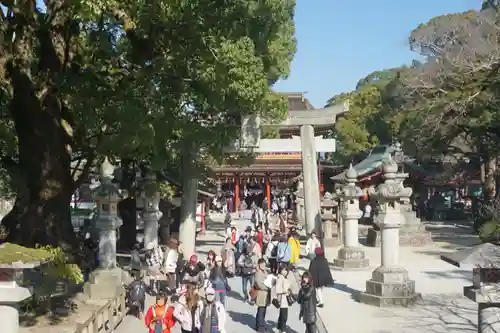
[274,0,483,108]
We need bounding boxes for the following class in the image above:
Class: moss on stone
[0,243,53,265]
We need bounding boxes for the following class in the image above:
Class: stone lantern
[333,165,369,269]
[141,171,162,249]
[442,243,500,333]
[321,192,339,246]
[0,244,52,333]
[360,156,421,307]
[84,157,125,300]
[367,143,431,247]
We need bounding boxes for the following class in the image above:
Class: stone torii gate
[225,100,349,234]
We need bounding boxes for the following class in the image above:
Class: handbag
[250,287,258,300]
[272,298,280,308]
[286,293,296,306]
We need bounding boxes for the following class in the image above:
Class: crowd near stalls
[125,212,334,333]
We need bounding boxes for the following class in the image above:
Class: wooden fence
[74,287,127,333]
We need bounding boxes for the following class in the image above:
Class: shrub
[36,245,84,284]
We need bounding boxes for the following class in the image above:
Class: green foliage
[0,0,297,244]
[36,246,84,285]
[327,84,390,163]
[157,181,175,200]
[261,128,281,139]
[0,243,52,264]
[329,7,500,168]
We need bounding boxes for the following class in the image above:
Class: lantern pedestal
[321,194,341,247]
[333,247,369,270]
[367,223,432,247]
[464,266,500,333]
[84,157,126,300]
[360,266,420,307]
[332,166,369,270]
[360,156,420,307]
[84,267,125,300]
[142,171,162,250]
[322,217,342,246]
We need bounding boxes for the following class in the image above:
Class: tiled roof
[280,92,314,111]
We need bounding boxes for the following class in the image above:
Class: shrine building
[209,92,345,211]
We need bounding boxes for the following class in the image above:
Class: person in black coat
[298,271,317,333]
[308,247,334,307]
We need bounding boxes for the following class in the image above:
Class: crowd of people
[125,211,334,333]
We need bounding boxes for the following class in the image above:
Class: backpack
[127,281,146,306]
[151,305,174,333]
[278,243,291,262]
[236,238,246,252]
[241,256,254,276]
[270,244,278,258]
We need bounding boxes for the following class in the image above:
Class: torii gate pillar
[232,100,349,236]
[300,124,322,235]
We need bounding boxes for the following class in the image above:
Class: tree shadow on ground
[422,270,471,281]
[425,220,480,248]
[372,294,477,333]
[226,310,300,333]
[19,288,80,327]
[206,221,227,232]
[226,310,256,327]
[331,283,361,301]
[227,289,244,301]
[195,239,225,248]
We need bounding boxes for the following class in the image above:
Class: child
[144,292,176,333]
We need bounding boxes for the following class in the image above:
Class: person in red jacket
[144,292,176,333]
[255,225,264,253]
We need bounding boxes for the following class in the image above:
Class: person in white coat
[163,238,179,290]
[305,232,321,260]
[275,265,291,333]
[173,284,203,333]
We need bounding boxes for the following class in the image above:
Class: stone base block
[359,266,421,307]
[323,237,342,247]
[366,225,433,247]
[84,268,125,300]
[333,246,370,270]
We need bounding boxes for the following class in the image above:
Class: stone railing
[74,287,126,333]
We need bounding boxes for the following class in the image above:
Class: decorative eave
[210,162,341,174]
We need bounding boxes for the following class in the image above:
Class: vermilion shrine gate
[210,92,347,216]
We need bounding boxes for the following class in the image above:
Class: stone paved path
[115,214,304,333]
[295,220,479,333]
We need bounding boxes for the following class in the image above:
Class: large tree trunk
[485,157,497,200]
[117,159,137,250]
[179,149,198,257]
[2,68,76,249]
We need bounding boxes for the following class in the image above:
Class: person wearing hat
[183,254,206,297]
[196,286,227,333]
[144,292,175,333]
